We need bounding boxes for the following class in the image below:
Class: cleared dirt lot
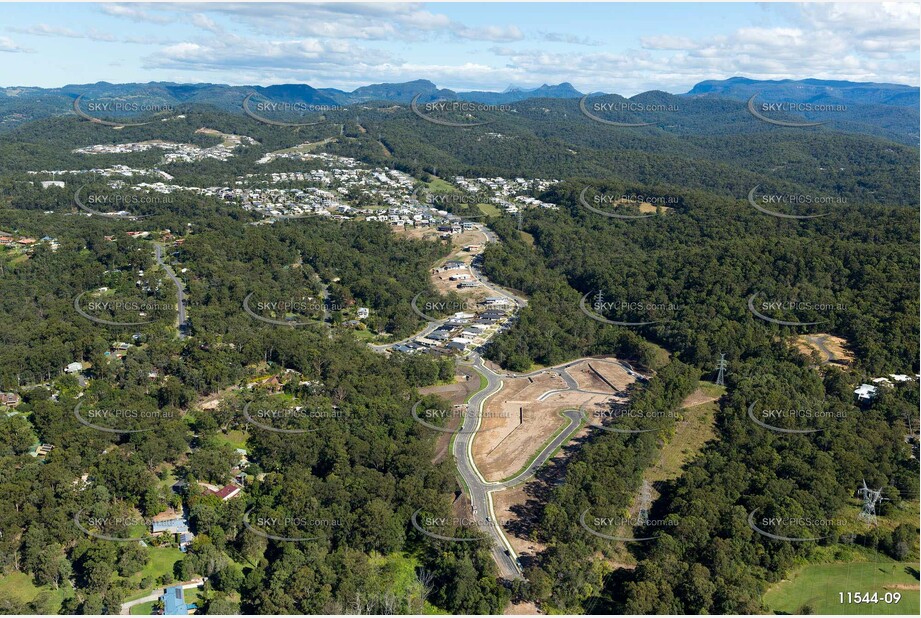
[395,226,491,304]
[492,484,547,557]
[473,357,636,481]
[430,229,490,303]
[504,601,542,615]
[568,358,634,392]
[795,333,854,368]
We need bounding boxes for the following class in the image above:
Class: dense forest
[475,181,919,611]
[0,197,504,613]
[0,99,917,615]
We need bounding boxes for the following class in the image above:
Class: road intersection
[452,355,602,580]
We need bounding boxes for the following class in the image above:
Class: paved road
[369,320,441,352]
[371,222,525,353]
[452,356,591,580]
[364,219,603,579]
[154,243,189,339]
[452,356,522,579]
[804,334,836,365]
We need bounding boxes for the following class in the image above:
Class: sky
[0,2,918,95]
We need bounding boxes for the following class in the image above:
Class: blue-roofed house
[161,586,188,615]
[151,508,190,536]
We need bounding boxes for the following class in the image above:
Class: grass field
[764,561,920,615]
[476,202,501,217]
[424,178,455,193]
[123,546,184,600]
[213,428,248,451]
[0,572,72,612]
[644,382,724,485]
[129,600,156,615]
[518,230,535,246]
[141,546,184,582]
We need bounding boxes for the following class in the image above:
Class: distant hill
[686,76,919,107]
[683,77,919,144]
[319,79,457,104]
[456,82,583,104]
[318,80,584,105]
[0,81,340,133]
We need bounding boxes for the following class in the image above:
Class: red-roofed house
[211,484,242,501]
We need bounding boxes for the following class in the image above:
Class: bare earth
[504,601,542,615]
[492,484,547,556]
[680,388,719,408]
[430,229,491,303]
[795,333,854,368]
[473,357,636,481]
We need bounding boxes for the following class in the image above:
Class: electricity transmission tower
[637,480,652,527]
[715,353,727,386]
[593,289,605,313]
[858,480,886,526]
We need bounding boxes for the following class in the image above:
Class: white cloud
[452,24,524,43]
[641,35,698,51]
[0,36,31,53]
[148,34,399,80]
[541,32,601,46]
[99,4,174,25]
[9,24,117,43]
[190,13,223,35]
[63,2,921,92]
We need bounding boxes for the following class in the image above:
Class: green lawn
[476,202,501,217]
[185,587,204,607]
[0,572,72,612]
[764,561,920,615]
[464,370,488,404]
[213,429,248,450]
[424,178,455,192]
[142,546,184,581]
[129,600,156,615]
[123,545,184,600]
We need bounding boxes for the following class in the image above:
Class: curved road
[370,223,526,353]
[154,243,189,339]
[804,334,837,365]
[452,356,590,580]
[369,219,621,580]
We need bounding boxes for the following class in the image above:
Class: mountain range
[1,77,917,143]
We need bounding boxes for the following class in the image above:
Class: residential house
[447,337,472,351]
[211,484,242,501]
[151,509,190,536]
[854,384,878,401]
[161,586,196,615]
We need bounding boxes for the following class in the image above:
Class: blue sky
[1,2,918,94]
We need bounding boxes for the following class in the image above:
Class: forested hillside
[0,95,917,615]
